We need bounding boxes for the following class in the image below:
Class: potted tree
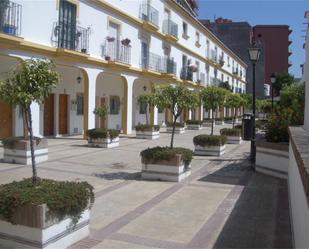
[136,93,160,140]
[166,121,185,134]
[87,128,120,148]
[0,59,95,248]
[140,85,195,182]
[224,93,243,127]
[220,128,242,144]
[200,86,228,136]
[0,59,59,166]
[186,120,203,130]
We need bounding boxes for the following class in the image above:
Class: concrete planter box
[256,140,289,179]
[0,204,90,249]
[88,136,119,148]
[167,127,185,134]
[226,136,242,144]
[187,124,202,130]
[194,144,226,156]
[215,120,225,125]
[141,154,191,182]
[225,118,238,124]
[136,131,160,140]
[202,120,215,127]
[3,138,48,165]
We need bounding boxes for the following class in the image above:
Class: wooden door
[44,94,54,136]
[59,94,68,135]
[0,100,12,139]
[100,97,107,128]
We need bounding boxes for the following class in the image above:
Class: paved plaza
[0,125,292,249]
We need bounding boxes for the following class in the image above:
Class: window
[109,96,120,114]
[76,93,83,115]
[206,40,210,58]
[227,56,230,66]
[139,102,147,114]
[195,31,200,47]
[182,22,188,36]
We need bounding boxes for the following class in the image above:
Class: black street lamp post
[270,73,276,110]
[248,43,261,166]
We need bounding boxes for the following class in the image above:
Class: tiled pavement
[0,125,292,249]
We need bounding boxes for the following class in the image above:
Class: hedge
[193,134,227,146]
[220,128,242,137]
[87,128,119,139]
[135,124,160,132]
[186,120,202,125]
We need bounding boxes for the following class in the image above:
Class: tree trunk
[26,106,37,184]
[170,116,177,149]
[232,108,236,128]
[145,105,149,125]
[211,109,214,136]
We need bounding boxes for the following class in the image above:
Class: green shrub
[234,124,242,130]
[135,124,160,132]
[1,136,42,149]
[256,119,268,131]
[220,128,241,137]
[193,135,227,146]
[215,118,224,121]
[87,128,119,140]
[140,146,193,166]
[186,120,202,125]
[0,178,94,225]
[265,108,293,143]
[166,122,185,128]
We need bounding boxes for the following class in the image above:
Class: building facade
[201,18,292,98]
[0,0,247,139]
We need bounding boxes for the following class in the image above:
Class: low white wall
[288,143,309,248]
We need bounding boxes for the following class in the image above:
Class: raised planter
[187,124,202,130]
[167,127,185,134]
[88,136,119,148]
[194,144,226,156]
[256,139,289,179]
[202,119,215,127]
[141,154,191,182]
[0,204,90,249]
[193,135,226,156]
[3,138,48,165]
[226,136,242,144]
[220,128,242,144]
[215,120,225,125]
[136,131,160,140]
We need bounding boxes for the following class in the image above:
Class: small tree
[137,93,157,125]
[201,86,228,135]
[93,106,108,128]
[225,93,243,127]
[273,73,295,95]
[156,85,199,148]
[0,59,60,184]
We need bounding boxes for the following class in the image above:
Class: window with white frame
[76,93,83,115]
[195,31,200,45]
[109,95,120,115]
[206,40,210,58]
[182,22,188,37]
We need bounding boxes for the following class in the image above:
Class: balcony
[162,57,177,75]
[180,66,193,81]
[141,52,162,73]
[210,50,218,63]
[103,38,131,65]
[176,0,197,17]
[199,72,206,85]
[53,21,90,53]
[139,3,159,30]
[163,19,178,41]
[233,67,239,75]
[0,1,22,36]
[218,57,225,67]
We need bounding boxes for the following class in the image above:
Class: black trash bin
[242,113,253,140]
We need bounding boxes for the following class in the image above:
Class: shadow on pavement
[92,172,141,180]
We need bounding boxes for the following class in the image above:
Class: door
[108,22,120,60]
[100,97,107,129]
[59,94,68,135]
[0,100,12,139]
[44,94,54,136]
[58,0,77,50]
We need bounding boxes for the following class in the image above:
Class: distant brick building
[200,18,292,98]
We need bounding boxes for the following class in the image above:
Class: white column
[123,75,136,134]
[153,107,158,125]
[188,110,192,120]
[30,102,42,137]
[199,105,203,121]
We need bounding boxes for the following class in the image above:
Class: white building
[0,0,247,139]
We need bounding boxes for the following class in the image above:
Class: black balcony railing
[139,3,159,27]
[163,19,178,38]
[199,72,206,85]
[141,52,162,72]
[162,57,176,75]
[233,67,239,75]
[176,0,197,16]
[0,1,22,36]
[52,21,90,53]
[103,38,131,64]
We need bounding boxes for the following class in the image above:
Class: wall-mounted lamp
[77,76,82,84]
[143,86,147,92]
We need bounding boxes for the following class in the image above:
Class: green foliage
[0,59,59,108]
[186,120,202,125]
[0,178,94,225]
[87,128,119,140]
[234,124,242,130]
[1,136,41,149]
[166,122,185,127]
[219,81,232,91]
[265,107,294,143]
[220,128,241,137]
[93,106,108,118]
[200,86,228,112]
[280,83,305,111]
[193,135,227,146]
[137,93,158,107]
[140,146,193,166]
[135,124,160,132]
[256,119,268,131]
[256,100,272,113]
[240,93,252,109]
[273,73,295,94]
[225,93,244,109]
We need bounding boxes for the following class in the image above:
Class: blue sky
[198,0,308,78]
